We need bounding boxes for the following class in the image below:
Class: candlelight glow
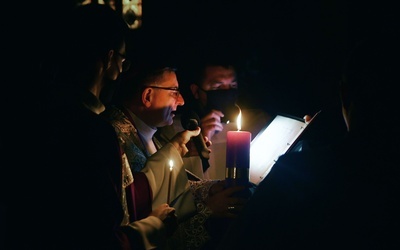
[226,119,252,187]
[237,109,242,131]
[167,159,173,204]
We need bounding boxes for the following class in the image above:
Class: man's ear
[142,87,153,107]
[190,84,200,99]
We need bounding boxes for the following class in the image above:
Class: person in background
[217,31,400,249]
[158,48,270,181]
[101,61,248,249]
[6,4,181,249]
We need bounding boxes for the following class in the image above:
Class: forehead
[157,70,178,86]
[203,65,236,81]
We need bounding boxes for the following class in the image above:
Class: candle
[226,110,252,187]
[167,159,173,204]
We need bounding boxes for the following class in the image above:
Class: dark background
[1,1,397,245]
[11,0,399,140]
[128,0,395,142]
[35,1,396,105]
[128,0,396,115]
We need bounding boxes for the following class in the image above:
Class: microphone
[181,110,210,172]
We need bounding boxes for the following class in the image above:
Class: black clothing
[219,132,399,249]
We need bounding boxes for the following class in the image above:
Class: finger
[179,128,200,143]
[204,124,223,133]
[188,127,201,136]
[203,136,212,147]
[209,109,224,117]
[303,114,312,123]
[180,145,189,156]
[202,110,224,121]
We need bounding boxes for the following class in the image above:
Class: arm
[125,215,166,249]
[141,129,202,221]
[119,205,174,250]
[141,143,190,209]
[122,172,177,249]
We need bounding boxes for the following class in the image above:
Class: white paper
[249,112,319,185]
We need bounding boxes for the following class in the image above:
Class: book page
[249,115,308,185]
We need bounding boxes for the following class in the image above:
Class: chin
[166,118,174,126]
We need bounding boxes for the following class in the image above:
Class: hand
[170,128,201,157]
[150,203,178,237]
[205,180,248,218]
[185,135,212,157]
[150,203,176,221]
[200,109,224,140]
[303,114,313,124]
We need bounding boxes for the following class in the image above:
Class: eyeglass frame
[144,85,181,98]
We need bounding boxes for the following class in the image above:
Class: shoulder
[101,105,124,122]
[101,105,136,134]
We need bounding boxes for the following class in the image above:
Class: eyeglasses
[145,86,181,98]
[115,51,131,72]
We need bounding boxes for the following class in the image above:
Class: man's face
[101,42,128,104]
[145,71,185,127]
[197,65,238,107]
[191,65,239,122]
[106,41,128,81]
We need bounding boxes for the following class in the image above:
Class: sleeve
[167,180,217,249]
[140,142,197,221]
[126,216,166,250]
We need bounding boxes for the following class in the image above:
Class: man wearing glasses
[101,62,248,249]
[8,3,177,249]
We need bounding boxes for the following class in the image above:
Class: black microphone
[181,111,210,159]
[181,110,210,172]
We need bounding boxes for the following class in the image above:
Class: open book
[249,111,320,185]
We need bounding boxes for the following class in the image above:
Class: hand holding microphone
[181,110,211,159]
[181,110,211,172]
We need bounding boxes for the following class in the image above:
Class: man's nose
[177,93,185,105]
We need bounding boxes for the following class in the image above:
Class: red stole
[126,172,153,221]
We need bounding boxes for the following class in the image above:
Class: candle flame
[169,159,173,171]
[236,105,242,131]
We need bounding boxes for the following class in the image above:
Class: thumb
[187,126,201,138]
